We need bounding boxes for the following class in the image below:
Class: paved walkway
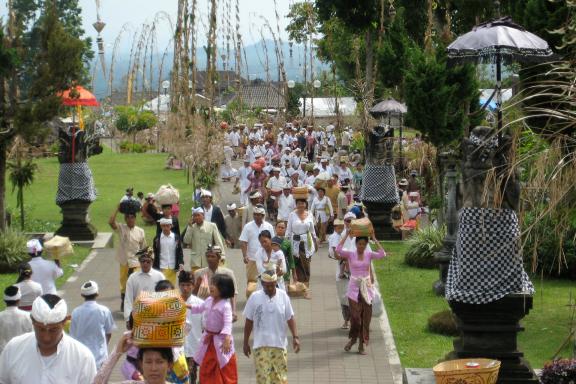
[59,163,402,383]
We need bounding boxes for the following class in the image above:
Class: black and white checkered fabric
[360,164,399,204]
[56,162,97,204]
[446,208,534,304]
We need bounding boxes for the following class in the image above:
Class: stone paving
[59,168,402,383]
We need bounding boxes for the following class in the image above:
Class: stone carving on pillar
[54,124,101,241]
[433,152,458,296]
[444,126,538,384]
[360,124,401,240]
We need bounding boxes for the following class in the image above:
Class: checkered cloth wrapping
[56,162,97,204]
[360,164,399,204]
[446,208,534,304]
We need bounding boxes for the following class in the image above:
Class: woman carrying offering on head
[335,228,387,355]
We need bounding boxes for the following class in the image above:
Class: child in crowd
[179,271,203,384]
[329,219,350,329]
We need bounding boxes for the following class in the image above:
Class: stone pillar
[363,201,401,240]
[433,158,458,295]
[55,200,98,241]
[447,294,539,384]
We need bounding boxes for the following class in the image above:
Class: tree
[8,158,37,230]
[114,106,158,151]
[404,47,482,148]
[0,0,86,230]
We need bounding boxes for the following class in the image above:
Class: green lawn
[374,241,575,369]
[2,147,197,308]
[6,146,195,240]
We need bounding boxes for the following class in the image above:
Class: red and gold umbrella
[59,85,100,107]
[58,86,99,162]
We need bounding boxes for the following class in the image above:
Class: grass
[1,147,197,308]
[5,146,194,241]
[374,241,576,369]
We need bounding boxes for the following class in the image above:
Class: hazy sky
[79,0,293,52]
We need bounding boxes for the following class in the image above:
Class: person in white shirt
[297,161,308,182]
[0,286,32,354]
[254,230,286,291]
[123,248,166,323]
[277,184,296,222]
[239,205,275,285]
[288,172,303,189]
[338,159,354,184]
[243,270,300,384]
[311,187,334,243]
[318,157,333,177]
[341,127,352,150]
[266,168,286,222]
[328,221,350,329]
[281,159,296,179]
[280,147,292,166]
[235,156,253,206]
[0,294,97,384]
[69,281,115,368]
[178,270,204,384]
[15,262,43,311]
[153,218,184,286]
[291,148,304,169]
[27,239,63,295]
[246,141,259,164]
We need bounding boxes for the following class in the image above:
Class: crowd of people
[0,121,430,384]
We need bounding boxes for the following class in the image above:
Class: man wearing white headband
[243,270,300,383]
[241,190,263,227]
[152,217,184,285]
[0,286,32,354]
[239,204,275,285]
[200,189,228,240]
[224,203,242,249]
[108,202,147,312]
[183,207,226,271]
[69,281,115,368]
[0,294,97,383]
[27,238,63,296]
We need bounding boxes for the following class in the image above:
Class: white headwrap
[192,207,205,215]
[344,212,357,220]
[226,203,237,211]
[31,296,68,325]
[253,206,266,215]
[81,281,99,296]
[158,218,173,225]
[27,239,43,254]
[200,189,212,198]
[260,270,278,283]
[4,286,21,301]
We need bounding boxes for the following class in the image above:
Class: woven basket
[350,218,374,238]
[292,186,308,200]
[132,290,186,348]
[433,359,500,384]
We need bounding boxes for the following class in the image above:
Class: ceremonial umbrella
[369,98,408,170]
[447,16,554,132]
[59,86,100,162]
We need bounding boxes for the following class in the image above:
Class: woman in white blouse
[254,230,286,291]
[286,198,318,288]
[310,187,333,244]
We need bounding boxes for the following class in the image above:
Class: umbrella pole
[496,50,503,136]
[72,110,76,163]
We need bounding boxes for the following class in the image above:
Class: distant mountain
[90,40,327,100]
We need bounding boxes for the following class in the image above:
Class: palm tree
[8,158,38,230]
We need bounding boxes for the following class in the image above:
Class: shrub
[540,359,576,384]
[0,229,30,272]
[8,206,59,233]
[427,309,459,337]
[119,141,149,153]
[404,225,446,269]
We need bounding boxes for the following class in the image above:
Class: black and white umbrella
[447,16,555,131]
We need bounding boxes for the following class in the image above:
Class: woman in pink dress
[335,230,387,355]
[187,274,238,384]
[247,168,267,200]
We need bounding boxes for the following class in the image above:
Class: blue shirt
[69,300,115,367]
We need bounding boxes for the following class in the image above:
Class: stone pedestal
[55,200,98,241]
[363,201,402,240]
[447,294,539,384]
[432,237,455,295]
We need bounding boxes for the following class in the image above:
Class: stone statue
[366,124,394,166]
[460,126,520,211]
